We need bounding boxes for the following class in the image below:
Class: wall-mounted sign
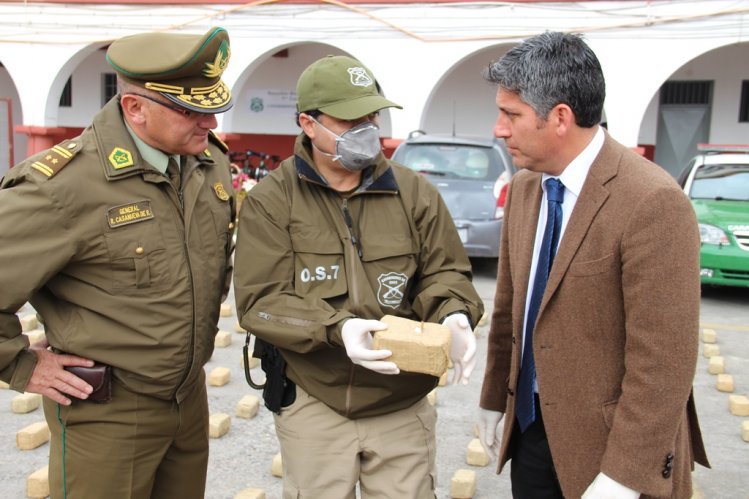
[248,89,297,114]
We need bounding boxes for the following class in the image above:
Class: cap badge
[213,182,230,201]
[109,147,135,170]
[348,67,373,88]
[204,40,231,79]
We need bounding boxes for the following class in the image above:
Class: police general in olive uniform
[0,27,235,499]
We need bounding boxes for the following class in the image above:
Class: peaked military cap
[106,27,233,114]
[296,55,401,120]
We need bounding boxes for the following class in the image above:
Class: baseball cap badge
[348,67,373,87]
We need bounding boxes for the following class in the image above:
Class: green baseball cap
[106,27,233,114]
[296,55,402,120]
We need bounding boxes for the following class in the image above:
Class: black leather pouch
[64,363,113,403]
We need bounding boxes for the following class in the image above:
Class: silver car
[391,132,516,258]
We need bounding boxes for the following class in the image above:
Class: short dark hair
[295,109,321,128]
[485,31,605,128]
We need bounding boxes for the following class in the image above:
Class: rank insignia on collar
[109,147,134,170]
[213,182,230,201]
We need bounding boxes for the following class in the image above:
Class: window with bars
[660,80,712,105]
[59,77,72,107]
[740,80,749,123]
[102,73,117,107]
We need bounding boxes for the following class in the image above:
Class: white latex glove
[341,318,400,375]
[442,313,477,385]
[476,408,504,460]
[582,472,639,499]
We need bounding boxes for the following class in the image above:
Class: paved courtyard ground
[1,263,747,498]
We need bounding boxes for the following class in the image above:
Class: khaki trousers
[44,373,209,499]
[274,386,437,499]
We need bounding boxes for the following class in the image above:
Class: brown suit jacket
[480,133,709,498]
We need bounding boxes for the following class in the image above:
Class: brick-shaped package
[373,315,451,377]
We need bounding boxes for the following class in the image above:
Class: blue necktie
[516,178,565,433]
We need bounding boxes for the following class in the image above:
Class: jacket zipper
[168,168,194,401]
[341,198,362,259]
[341,197,363,416]
[256,311,315,328]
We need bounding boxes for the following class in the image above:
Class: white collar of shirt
[541,126,604,201]
[124,122,179,175]
[539,126,605,238]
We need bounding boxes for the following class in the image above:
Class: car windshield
[398,144,502,181]
[689,163,749,201]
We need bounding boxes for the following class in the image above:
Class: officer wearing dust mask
[234,55,484,497]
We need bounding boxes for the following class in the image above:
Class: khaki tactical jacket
[0,98,235,402]
[234,134,483,419]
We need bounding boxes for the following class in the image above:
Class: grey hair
[485,32,605,128]
[117,78,136,95]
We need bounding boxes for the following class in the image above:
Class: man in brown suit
[477,32,709,498]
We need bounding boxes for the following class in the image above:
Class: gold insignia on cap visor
[168,80,232,111]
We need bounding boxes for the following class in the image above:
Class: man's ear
[551,103,575,137]
[298,113,317,139]
[120,94,146,125]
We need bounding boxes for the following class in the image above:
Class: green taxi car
[677,145,749,288]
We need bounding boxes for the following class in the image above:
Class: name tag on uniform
[107,201,154,228]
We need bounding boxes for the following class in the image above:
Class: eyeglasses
[126,93,203,119]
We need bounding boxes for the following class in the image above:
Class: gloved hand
[582,472,639,499]
[341,318,400,375]
[476,408,504,460]
[442,313,477,385]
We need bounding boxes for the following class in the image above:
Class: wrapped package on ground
[373,315,451,377]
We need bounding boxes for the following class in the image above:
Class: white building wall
[0,66,26,169]
[669,43,749,144]
[57,48,112,128]
[0,0,746,155]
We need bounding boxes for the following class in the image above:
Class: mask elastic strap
[310,140,342,162]
[308,116,343,161]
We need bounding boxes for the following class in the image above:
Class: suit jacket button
[507,387,514,396]
[512,336,517,344]
[662,469,671,478]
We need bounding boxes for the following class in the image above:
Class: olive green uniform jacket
[234,134,483,419]
[0,98,235,402]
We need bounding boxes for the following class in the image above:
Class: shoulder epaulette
[30,139,82,178]
[208,131,229,154]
